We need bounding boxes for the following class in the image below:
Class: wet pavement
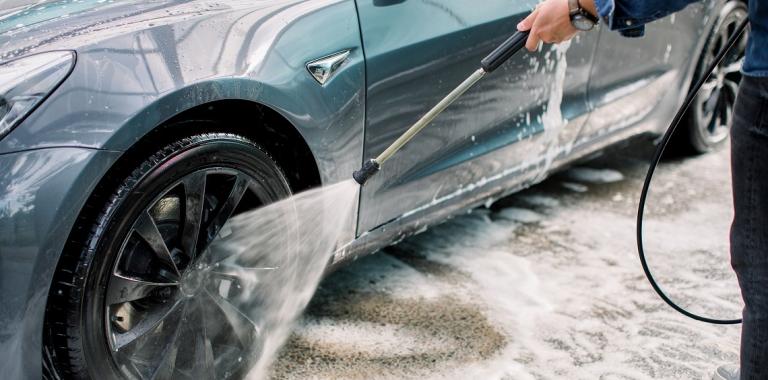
[272,140,742,380]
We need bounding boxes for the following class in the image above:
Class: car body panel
[355,0,598,232]
[0,147,121,380]
[580,1,714,142]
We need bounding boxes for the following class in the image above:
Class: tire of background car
[678,1,748,154]
[43,131,293,379]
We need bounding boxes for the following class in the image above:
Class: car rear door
[355,0,598,233]
[582,4,710,141]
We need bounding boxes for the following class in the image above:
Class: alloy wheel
[105,168,274,379]
[691,3,748,147]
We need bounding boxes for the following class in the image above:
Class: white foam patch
[537,40,572,179]
[561,182,589,193]
[566,167,625,183]
[343,252,446,300]
[520,195,561,208]
[496,207,544,223]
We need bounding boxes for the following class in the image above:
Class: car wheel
[44,132,292,379]
[680,1,748,154]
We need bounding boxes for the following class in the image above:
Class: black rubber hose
[637,18,749,325]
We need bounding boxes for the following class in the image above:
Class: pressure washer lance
[352,30,530,186]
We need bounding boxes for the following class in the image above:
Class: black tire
[44,132,292,379]
[678,1,748,154]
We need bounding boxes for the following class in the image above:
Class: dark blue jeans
[731,75,768,379]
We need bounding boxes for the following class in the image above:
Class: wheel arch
[100,78,324,194]
[49,93,325,280]
[143,98,323,194]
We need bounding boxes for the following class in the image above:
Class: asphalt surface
[272,140,742,380]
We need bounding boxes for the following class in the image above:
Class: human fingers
[517,7,538,31]
[526,24,541,51]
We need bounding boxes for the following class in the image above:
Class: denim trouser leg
[731,75,768,379]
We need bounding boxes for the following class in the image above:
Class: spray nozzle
[353,159,381,185]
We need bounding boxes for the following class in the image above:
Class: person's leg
[730,75,768,379]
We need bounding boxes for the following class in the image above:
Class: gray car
[0,0,747,379]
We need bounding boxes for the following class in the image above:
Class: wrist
[569,0,599,31]
[579,0,598,19]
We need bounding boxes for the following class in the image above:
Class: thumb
[517,8,538,31]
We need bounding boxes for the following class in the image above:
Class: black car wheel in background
[43,131,292,379]
[680,1,748,153]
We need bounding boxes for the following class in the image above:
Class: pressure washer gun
[353,31,530,185]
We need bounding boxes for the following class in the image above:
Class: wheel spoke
[149,343,180,380]
[699,80,718,104]
[719,94,734,128]
[163,297,216,379]
[711,98,724,132]
[714,90,732,129]
[204,288,259,349]
[148,303,187,380]
[135,211,181,278]
[201,174,249,251]
[112,298,185,351]
[181,172,207,261]
[701,80,718,92]
[704,86,722,115]
[107,273,178,305]
[208,263,278,296]
[723,78,740,101]
[722,59,743,75]
[194,298,216,379]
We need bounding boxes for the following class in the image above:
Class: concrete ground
[273,140,742,380]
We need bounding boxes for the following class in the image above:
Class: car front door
[355,0,598,233]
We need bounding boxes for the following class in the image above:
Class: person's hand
[517,0,596,51]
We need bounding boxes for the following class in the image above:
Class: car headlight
[0,51,75,140]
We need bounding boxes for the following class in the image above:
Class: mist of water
[204,179,360,379]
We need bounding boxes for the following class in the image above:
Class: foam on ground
[272,144,741,380]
